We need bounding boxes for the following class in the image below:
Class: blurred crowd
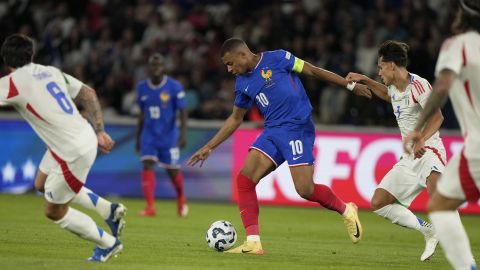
[0,0,460,128]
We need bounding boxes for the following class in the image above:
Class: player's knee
[143,160,156,170]
[44,204,67,221]
[239,168,259,182]
[370,196,387,211]
[295,185,313,200]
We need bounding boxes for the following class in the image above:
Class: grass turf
[0,194,478,270]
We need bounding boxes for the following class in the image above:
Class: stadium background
[1,0,479,214]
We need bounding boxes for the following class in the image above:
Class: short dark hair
[1,34,34,68]
[220,38,246,57]
[453,0,480,34]
[148,53,165,64]
[378,40,409,67]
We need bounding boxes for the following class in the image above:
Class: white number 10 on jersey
[289,140,303,155]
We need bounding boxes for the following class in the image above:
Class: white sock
[374,204,432,234]
[55,207,116,248]
[247,235,260,242]
[72,187,111,219]
[429,211,477,270]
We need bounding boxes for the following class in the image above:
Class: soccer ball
[205,220,237,252]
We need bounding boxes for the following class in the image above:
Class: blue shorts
[140,140,180,169]
[250,119,315,167]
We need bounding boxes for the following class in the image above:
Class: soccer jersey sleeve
[61,72,84,98]
[412,79,434,108]
[234,79,253,109]
[0,79,7,106]
[136,83,145,110]
[174,81,186,110]
[274,50,305,73]
[435,37,463,76]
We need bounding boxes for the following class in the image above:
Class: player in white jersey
[0,34,124,262]
[405,1,479,269]
[346,40,448,261]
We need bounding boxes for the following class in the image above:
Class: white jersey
[387,73,445,157]
[435,30,480,160]
[0,63,97,161]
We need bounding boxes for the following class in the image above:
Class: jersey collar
[148,75,167,89]
[249,53,263,74]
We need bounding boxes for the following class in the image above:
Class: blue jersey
[136,76,185,147]
[234,50,312,128]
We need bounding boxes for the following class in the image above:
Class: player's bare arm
[74,84,114,153]
[404,70,455,154]
[178,108,188,148]
[300,61,372,99]
[412,109,444,159]
[74,84,105,133]
[135,111,144,153]
[188,106,247,167]
[346,72,391,102]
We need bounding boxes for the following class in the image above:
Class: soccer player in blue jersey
[135,53,188,217]
[188,38,372,254]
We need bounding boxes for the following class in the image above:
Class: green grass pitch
[0,194,478,270]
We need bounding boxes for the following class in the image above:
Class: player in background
[346,40,445,261]
[135,53,188,217]
[0,34,123,262]
[404,1,480,269]
[188,38,372,254]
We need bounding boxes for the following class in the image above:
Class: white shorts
[437,149,480,202]
[39,147,97,204]
[377,149,446,207]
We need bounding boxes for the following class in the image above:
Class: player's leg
[44,201,119,255]
[139,158,157,216]
[372,164,438,260]
[225,134,280,254]
[372,165,433,232]
[166,168,188,217]
[43,149,122,262]
[38,152,127,237]
[72,187,127,237]
[289,165,347,215]
[160,146,188,217]
[428,152,478,270]
[288,165,362,243]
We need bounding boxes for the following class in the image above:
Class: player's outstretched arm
[346,72,390,102]
[74,84,114,153]
[188,106,247,167]
[300,62,372,99]
[404,70,455,154]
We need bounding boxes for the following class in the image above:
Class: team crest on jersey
[261,67,274,87]
[160,91,170,106]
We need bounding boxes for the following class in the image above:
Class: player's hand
[403,130,421,155]
[413,137,426,159]
[97,131,115,154]
[346,72,366,83]
[177,134,186,149]
[352,83,372,99]
[187,146,212,167]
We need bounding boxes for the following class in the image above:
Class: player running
[188,38,372,254]
[135,53,188,217]
[0,34,123,262]
[346,40,446,261]
[404,0,480,268]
